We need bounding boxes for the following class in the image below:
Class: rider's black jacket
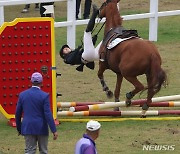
[64,48,84,65]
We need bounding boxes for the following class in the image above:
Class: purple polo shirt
[75,134,97,154]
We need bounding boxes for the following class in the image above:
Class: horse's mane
[107,2,123,27]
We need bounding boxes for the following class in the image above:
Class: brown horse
[98,0,167,117]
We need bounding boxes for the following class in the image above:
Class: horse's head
[99,0,120,19]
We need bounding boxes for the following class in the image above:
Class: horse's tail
[149,54,167,94]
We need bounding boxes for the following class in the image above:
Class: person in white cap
[75,120,101,154]
[15,72,58,154]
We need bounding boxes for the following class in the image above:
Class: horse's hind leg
[98,62,113,98]
[124,76,145,106]
[113,74,123,111]
[114,73,123,102]
[141,75,156,117]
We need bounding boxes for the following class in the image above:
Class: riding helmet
[59,44,70,59]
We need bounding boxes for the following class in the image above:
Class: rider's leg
[81,4,99,69]
[85,4,99,32]
[82,32,96,62]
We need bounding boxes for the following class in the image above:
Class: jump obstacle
[57,95,180,119]
[57,101,180,108]
[57,95,180,112]
[0,18,58,126]
[69,101,180,112]
[58,110,180,116]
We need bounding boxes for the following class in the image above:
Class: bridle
[99,0,112,14]
[79,0,117,47]
[94,0,116,36]
[99,0,119,12]
[92,0,114,34]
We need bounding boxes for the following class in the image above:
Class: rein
[99,0,113,11]
[92,18,106,38]
[78,18,106,48]
[78,0,113,48]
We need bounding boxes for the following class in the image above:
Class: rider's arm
[64,49,83,65]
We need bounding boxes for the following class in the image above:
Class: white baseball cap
[86,120,101,131]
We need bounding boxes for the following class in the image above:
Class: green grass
[158,16,180,43]
[1,1,180,154]
[0,116,180,154]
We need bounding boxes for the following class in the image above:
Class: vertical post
[149,0,158,41]
[0,6,4,26]
[67,0,76,48]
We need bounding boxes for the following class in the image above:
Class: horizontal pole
[54,9,180,28]
[57,102,105,108]
[122,13,154,20]
[158,10,180,17]
[68,95,180,111]
[57,101,180,109]
[57,110,180,116]
[131,101,180,107]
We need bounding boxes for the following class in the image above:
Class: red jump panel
[0,18,56,120]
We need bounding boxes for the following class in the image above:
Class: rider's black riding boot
[86,62,95,70]
[85,4,99,32]
[76,64,84,72]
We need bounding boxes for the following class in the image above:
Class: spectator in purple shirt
[75,120,101,154]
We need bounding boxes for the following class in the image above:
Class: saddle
[100,26,139,61]
[102,26,139,47]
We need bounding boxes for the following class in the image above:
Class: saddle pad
[107,36,138,49]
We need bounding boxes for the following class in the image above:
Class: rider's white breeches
[82,31,101,63]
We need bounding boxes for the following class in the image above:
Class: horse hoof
[142,103,149,110]
[125,100,131,107]
[106,90,113,98]
[141,115,146,118]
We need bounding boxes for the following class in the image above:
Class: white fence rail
[0,0,180,48]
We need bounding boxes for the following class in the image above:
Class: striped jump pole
[132,101,180,107]
[57,101,180,108]
[69,95,180,112]
[57,102,104,108]
[70,101,180,112]
[57,110,180,116]
[57,95,180,108]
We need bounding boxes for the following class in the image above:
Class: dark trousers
[24,3,39,9]
[76,0,92,19]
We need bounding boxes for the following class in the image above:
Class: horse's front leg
[114,73,123,111]
[98,62,113,98]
